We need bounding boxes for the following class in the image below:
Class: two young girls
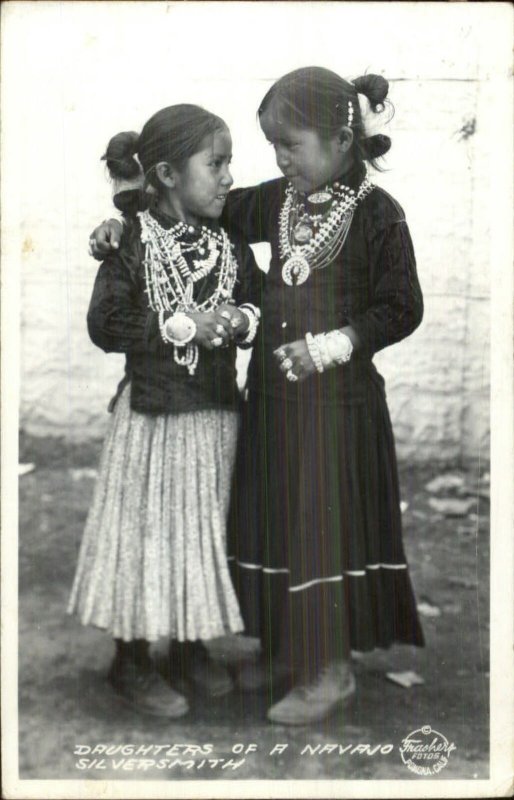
[81,66,425,726]
[68,104,263,717]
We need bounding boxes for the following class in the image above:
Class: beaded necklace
[279,177,374,286]
[138,210,238,374]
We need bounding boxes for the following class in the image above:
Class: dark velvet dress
[222,163,425,680]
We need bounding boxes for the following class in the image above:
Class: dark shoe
[169,641,234,698]
[267,661,355,725]
[235,656,290,692]
[108,657,189,718]
[189,654,234,698]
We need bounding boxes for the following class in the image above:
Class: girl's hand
[273,339,317,382]
[88,220,123,260]
[187,312,233,351]
[215,303,249,337]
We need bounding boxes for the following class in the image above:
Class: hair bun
[352,74,389,112]
[361,134,391,160]
[102,131,142,180]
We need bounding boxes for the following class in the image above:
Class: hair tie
[112,174,145,196]
[357,93,390,138]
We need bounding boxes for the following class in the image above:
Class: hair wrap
[357,93,391,138]
[352,74,389,110]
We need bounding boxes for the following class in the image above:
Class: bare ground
[17,434,489,785]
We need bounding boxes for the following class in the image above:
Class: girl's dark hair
[102,131,141,180]
[258,67,392,169]
[102,104,228,189]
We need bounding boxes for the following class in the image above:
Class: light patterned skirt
[67,384,243,642]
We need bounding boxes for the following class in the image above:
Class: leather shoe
[235,656,290,692]
[267,661,355,725]
[108,657,189,718]
[169,641,234,698]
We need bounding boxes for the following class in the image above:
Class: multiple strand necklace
[138,209,238,374]
[279,177,374,286]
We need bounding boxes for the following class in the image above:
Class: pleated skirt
[68,384,243,642]
[228,374,424,677]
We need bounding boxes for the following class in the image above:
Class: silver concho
[282,254,310,286]
[307,190,333,204]
[293,222,313,244]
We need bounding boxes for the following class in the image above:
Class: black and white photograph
[2,2,513,798]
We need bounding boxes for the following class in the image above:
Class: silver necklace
[138,210,238,374]
[279,178,374,286]
[139,210,237,312]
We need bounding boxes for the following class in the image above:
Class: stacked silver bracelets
[236,303,261,345]
[305,330,353,373]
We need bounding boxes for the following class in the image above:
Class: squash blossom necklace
[279,176,374,286]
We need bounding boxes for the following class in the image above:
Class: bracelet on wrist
[313,333,332,369]
[324,329,353,365]
[305,332,324,373]
[236,304,261,345]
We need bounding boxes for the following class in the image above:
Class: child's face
[260,108,346,194]
[170,128,233,226]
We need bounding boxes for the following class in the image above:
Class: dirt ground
[16,434,490,785]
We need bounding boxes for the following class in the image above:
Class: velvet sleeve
[87,240,166,356]
[222,181,282,244]
[349,219,423,356]
[231,237,266,308]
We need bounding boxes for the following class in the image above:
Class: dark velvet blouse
[87,210,264,415]
[221,163,424,405]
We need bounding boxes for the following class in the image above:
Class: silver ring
[211,337,224,347]
[215,324,225,335]
[282,358,293,370]
[276,348,286,360]
[286,370,298,382]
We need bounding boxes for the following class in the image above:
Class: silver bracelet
[313,333,333,369]
[324,329,353,365]
[237,304,261,345]
[305,332,324,373]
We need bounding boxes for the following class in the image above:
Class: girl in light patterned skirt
[68,104,263,717]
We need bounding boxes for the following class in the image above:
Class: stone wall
[5,3,509,462]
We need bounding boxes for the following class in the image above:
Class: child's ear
[338,126,354,153]
[154,161,177,189]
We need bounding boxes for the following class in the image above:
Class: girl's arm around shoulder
[87,220,166,356]
[349,189,424,356]
[222,178,286,244]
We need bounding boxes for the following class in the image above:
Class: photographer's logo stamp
[399,726,456,776]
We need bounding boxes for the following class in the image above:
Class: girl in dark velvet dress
[89,67,424,726]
